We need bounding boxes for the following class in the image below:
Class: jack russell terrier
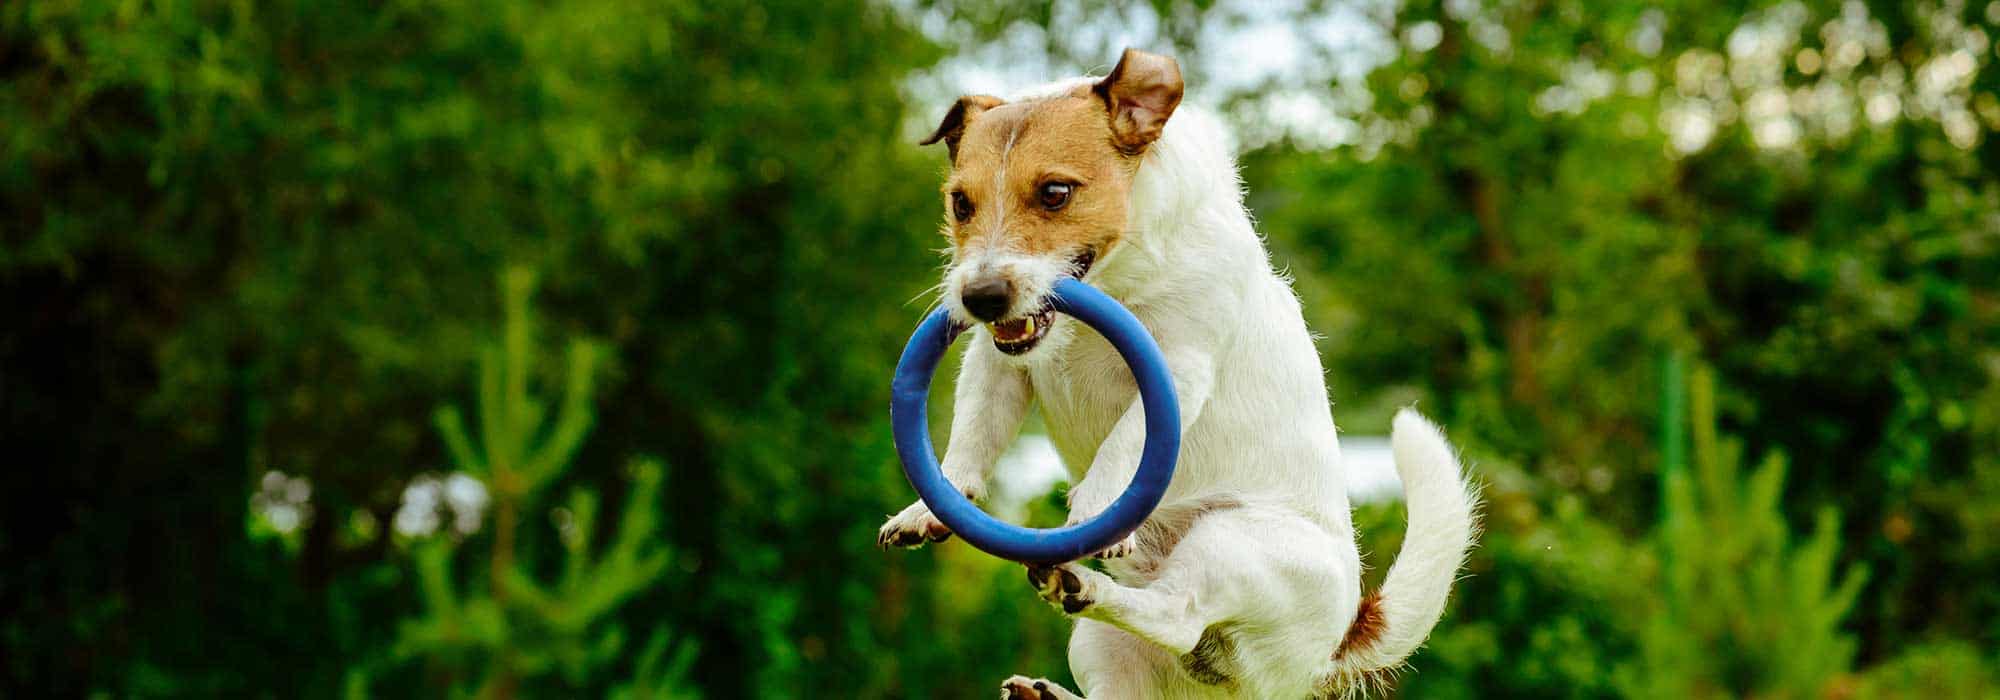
[878,48,1480,699]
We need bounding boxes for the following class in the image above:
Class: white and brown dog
[879,49,1480,699]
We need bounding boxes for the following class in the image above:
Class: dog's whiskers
[904,279,948,309]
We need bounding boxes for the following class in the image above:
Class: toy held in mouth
[890,277,1181,565]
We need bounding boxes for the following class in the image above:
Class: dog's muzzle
[964,248,1098,356]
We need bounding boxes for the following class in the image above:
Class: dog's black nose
[961,277,1013,322]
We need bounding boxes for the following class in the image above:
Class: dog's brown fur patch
[1335,590,1385,659]
[940,95,1135,260]
[919,94,1005,161]
[923,50,1183,265]
[1178,623,1240,687]
[1094,48,1184,155]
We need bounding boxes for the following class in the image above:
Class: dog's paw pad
[877,503,952,549]
[1026,564,1095,615]
[1000,675,1072,700]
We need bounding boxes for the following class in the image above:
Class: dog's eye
[950,191,974,223]
[1038,182,1073,211]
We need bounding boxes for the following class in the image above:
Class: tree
[367,268,694,698]
[1243,0,2000,664]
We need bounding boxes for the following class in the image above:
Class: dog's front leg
[1065,345,1215,558]
[880,340,1032,548]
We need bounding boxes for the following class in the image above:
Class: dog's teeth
[1022,316,1035,335]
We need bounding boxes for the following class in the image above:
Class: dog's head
[922,48,1184,358]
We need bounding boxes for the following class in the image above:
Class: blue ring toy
[891,277,1180,565]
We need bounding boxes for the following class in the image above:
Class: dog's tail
[1327,408,1480,692]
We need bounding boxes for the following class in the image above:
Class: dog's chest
[1029,331,1137,470]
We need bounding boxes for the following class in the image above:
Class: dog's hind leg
[1032,504,1356,697]
[999,675,1084,699]
[1066,619,1196,700]
[1027,563,1207,655]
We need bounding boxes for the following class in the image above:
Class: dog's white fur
[883,79,1480,699]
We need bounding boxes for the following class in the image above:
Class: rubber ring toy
[891,277,1180,565]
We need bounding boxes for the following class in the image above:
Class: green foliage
[1848,640,2000,700]
[433,269,606,510]
[2,0,1001,695]
[1243,0,2000,688]
[364,270,693,698]
[1378,493,1652,699]
[1379,366,1870,699]
[1620,365,1867,698]
[2,0,1997,697]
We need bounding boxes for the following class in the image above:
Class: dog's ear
[1093,48,1183,155]
[920,94,1005,162]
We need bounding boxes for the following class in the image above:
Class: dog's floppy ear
[1093,48,1183,155]
[920,94,1005,161]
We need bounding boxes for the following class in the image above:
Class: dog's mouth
[989,309,1052,354]
[988,248,1097,356]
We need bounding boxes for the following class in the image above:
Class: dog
[878,48,1480,699]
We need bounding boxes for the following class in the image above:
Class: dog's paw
[1090,533,1136,559]
[1000,675,1080,700]
[1064,505,1136,559]
[877,500,952,549]
[1025,563,1100,615]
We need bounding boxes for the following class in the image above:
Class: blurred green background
[4,0,1997,697]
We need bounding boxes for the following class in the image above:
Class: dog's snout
[961,277,1013,322]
